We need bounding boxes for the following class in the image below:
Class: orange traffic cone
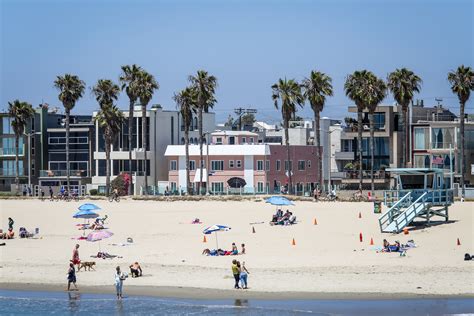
[203,235,207,243]
[292,238,296,246]
[403,227,409,235]
[457,238,461,246]
[359,232,363,242]
[370,238,374,245]
[313,218,318,225]
[252,226,256,233]
[358,212,362,219]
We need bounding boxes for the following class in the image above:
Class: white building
[91,105,215,194]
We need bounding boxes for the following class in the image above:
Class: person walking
[49,186,54,201]
[8,217,14,230]
[67,262,78,291]
[115,266,127,299]
[240,261,250,289]
[71,244,80,270]
[231,260,241,289]
[40,188,45,201]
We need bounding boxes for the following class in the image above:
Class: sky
[1,0,473,123]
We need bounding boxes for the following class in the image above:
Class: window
[236,160,242,168]
[266,160,270,171]
[298,160,305,171]
[229,136,235,145]
[285,160,293,171]
[257,160,264,171]
[2,160,23,176]
[170,182,177,192]
[307,160,311,168]
[249,137,254,143]
[242,137,246,144]
[216,137,223,145]
[211,182,224,193]
[170,160,177,171]
[189,160,196,171]
[229,160,235,168]
[257,182,264,193]
[2,137,24,155]
[414,127,429,150]
[414,155,430,168]
[2,117,13,134]
[374,113,386,130]
[432,128,455,149]
[211,160,224,171]
[276,160,281,171]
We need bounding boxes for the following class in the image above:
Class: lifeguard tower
[379,168,454,233]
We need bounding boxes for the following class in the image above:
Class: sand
[0,198,473,298]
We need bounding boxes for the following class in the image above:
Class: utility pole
[233,108,257,130]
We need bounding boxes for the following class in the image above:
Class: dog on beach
[78,261,96,271]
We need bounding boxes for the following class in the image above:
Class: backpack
[464,253,472,261]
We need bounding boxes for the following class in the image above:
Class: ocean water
[0,290,473,316]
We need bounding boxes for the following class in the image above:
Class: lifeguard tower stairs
[378,168,454,234]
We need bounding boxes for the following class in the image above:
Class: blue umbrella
[265,196,295,206]
[78,203,101,211]
[203,225,231,251]
[73,209,99,219]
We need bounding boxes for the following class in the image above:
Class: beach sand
[0,199,473,298]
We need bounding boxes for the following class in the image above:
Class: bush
[89,189,98,196]
[111,173,130,196]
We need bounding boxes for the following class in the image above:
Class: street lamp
[203,131,211,195]
[23,131,34,191]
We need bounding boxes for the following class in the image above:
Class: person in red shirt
[71,244,81,270]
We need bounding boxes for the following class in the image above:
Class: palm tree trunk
[460,101,465,197]
[405,105,410,166]
[357,110,363,190]
[185,126,190,195]
[198,107,203,195]
[142,106,148,195]
[15,135,20,194]
[400,107,406,168]
[65,108,70,192]
[128,99,134,195]
[315,111,322,188]
[105,137,111,197]
[369,112,375,195]
[285,119,292,194]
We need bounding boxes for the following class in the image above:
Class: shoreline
[1,283,473,300]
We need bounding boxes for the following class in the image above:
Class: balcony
[330,171,347,179]
[341,170,389,183]
[0,147,24,156]
[334,151,354,160]
[431,142,456,150]
[40,170,89,177]
[0,168,25,177]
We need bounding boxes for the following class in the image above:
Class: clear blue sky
[1,0,473,122]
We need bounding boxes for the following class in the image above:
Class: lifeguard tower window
[400,174,434,189]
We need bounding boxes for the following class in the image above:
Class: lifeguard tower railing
[384,188,454,208]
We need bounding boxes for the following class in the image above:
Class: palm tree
[95,104,125,196]
[387,68,422,167]
[362,74,387,194]
[188,70,218,195]
[174,87,196,195]
[92,79,121,195]
[448,65,474,198]
[8,100,34,194]
[345,70,371,190]
[136,70,159,195]
[120,64,143,195]
[54,74,85,192]
[302,71,333,190]
[272,78,304,195]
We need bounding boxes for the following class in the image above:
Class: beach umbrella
[265,196,295,206]
[227,177,246,188]
[73,209,100,219]
[203,225,231,251]
[86,230,113,251]
[78,203,101,211]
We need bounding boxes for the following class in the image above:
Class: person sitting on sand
[231,243,238,255]
[90,219,104,230]
[383,239,390,251]
[129,262,143,278]
[1,228,14,239]
[241,243,246,254]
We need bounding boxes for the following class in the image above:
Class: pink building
[164,136,320,194]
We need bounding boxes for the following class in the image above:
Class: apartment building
[164,131,320,195]
[91,105,215,194]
